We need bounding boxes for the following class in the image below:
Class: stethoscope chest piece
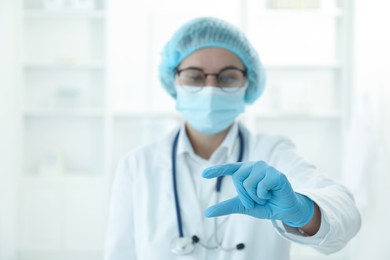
[170,236,195,255]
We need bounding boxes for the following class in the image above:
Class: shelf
[24,10,105,19]
[20,174,106,185]
[23,60,105,69]
[264,61,341,70]
[257,8,342,17]
[23,108,105,117]
[245,110,341,119]
[113,110,182,118]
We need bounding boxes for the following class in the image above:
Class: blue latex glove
[202,161,314,227]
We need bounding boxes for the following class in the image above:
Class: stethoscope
[170,127,246,255]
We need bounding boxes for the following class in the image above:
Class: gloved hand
[202,161,314,227]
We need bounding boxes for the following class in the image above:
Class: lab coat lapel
[154,127,205,239]
[176,156,205,239]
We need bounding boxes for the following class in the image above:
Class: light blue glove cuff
[282,194,315,228]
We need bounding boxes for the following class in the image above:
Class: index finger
[202,162,244,179]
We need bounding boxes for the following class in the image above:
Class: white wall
[343,1,390,259]
[0,0,18,259]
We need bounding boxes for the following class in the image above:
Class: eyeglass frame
[175,66,247,88]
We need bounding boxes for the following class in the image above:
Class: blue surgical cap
[159,17,266,104]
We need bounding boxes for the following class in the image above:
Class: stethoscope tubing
[172,130,184,237]
[171,126,244,239]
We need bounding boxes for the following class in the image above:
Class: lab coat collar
[173,122,241,241]
[176,122,239,161]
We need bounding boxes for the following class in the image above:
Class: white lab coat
[104,122,361,260]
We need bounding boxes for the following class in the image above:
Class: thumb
[204,197,245,218]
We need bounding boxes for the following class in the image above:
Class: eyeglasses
[175,67,247,93]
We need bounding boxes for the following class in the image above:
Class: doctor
[104,17,361,260]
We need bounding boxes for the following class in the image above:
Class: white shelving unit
[245,0,353,259]
[15,0,353,258]
[17,0,109,258]
[19,1,107,175]
[241,0,352,180]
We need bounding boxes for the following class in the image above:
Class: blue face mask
[175,85,247,135]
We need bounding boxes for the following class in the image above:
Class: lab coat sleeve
[104,154,137,260]
[265,137,361,254]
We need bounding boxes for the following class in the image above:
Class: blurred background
[0,0,389,259]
